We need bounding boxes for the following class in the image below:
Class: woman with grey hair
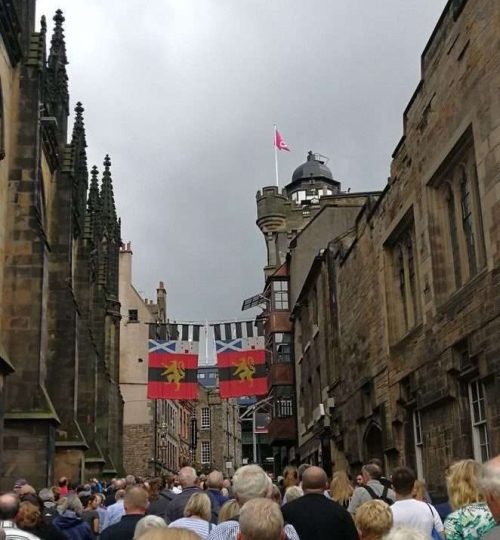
[52,494,93,540]
[133,515,167,540]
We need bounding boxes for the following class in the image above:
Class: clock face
[311,196,319,204]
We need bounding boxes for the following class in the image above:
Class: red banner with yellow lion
[216,337,267,398]
[148,340,198,400]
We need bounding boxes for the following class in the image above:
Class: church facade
[0,1,123,487]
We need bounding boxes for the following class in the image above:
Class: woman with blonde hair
[168,492,217,540]
[217,499,239,523]
[355,500,393,540]
[444,459,495,539]
[330,470,354,508]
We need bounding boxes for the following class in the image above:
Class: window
[201,441,211,464]
[413,411,424,480]
[201,407,211,429]
[446,183,462,287]
[272,280,289,310]
[460,168,478,277]
[428,129,485,298]
[291,190,307,203]
[275,398,293,418]
[272,333,292,363]
[385,213,421,340]
[128,309,138,322]
[468,380,490,463]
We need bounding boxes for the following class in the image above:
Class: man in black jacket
[281,466,358,540]
[101,487,149,540]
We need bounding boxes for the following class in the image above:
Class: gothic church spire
[46,9,69,116]
[84,165,101,240]
[100,155,118,238]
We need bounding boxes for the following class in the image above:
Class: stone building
[195,377,241,476]
[254,0,500,494]
[254,151,377,473]
[325,0,500,495]
[0,3,123,487]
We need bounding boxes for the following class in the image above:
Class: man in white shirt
[390,467,444,538]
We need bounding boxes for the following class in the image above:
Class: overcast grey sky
[38,0,447,322]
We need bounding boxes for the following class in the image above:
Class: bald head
[0,493,20,520]
[124,487,149,515]
[179,467,197,488]
[302,466,328,492]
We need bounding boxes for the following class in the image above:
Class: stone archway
[364,423,384,463]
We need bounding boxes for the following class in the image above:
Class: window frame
[468,379,490,463]
[413,410,424,480]
[201,407,211,430]
[427,128,486,300]
[384,210,421,341]
[271,279,289,311]
[128,309,139,322]
[271,332,292,364]
[201,441,211,464]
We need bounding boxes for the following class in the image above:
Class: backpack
[362,484,394,505]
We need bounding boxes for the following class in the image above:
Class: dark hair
[79,494,95,508]
[148,478,163,501]
[392,467,416,496]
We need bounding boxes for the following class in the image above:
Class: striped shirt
[169,517,217,540]
[207,520,299,540]
[0,521,40,540]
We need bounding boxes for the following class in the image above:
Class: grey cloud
[37,0,447,320]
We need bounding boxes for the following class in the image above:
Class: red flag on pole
[274,127,290,152]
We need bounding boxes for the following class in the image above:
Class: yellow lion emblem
[162,360,185,391]
[233,357,256,384]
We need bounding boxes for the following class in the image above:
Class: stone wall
[123,424,152,477]
[326,0,500,495]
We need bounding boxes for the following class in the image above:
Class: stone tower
[256,151,340,277]
[255,152,339,472]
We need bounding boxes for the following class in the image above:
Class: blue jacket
[52,511,93,540]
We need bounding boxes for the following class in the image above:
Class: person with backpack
[347,463,396,515]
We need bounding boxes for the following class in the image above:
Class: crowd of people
[0,455,499,540]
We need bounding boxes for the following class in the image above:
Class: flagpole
[205,320,209,366]
[274,124,279,187]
